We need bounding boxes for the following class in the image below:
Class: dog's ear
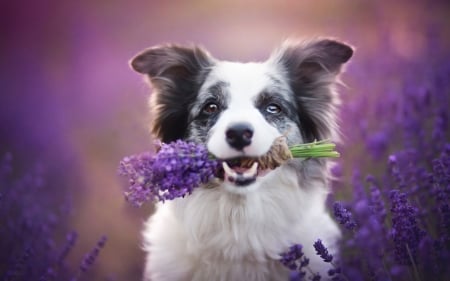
[130,44,214,81]
[272,39,353,142]
[130,45,215,142]
[274,38,353,83]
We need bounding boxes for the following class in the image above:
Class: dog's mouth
[216,158,270,187]
[212,136,292,187]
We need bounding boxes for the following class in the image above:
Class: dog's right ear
[129,45,215,142]
[130,44,214,83]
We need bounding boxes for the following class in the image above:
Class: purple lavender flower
[328,268,344,281]
[69,235,107,281]
[313,239,348,280]
[333,202,357,230]
[388,154,408,190]
[280,244,305,270]
[433,153,450,237]
[3,247,33,281]
[389,189,426,266]
[0,153,87,281]
[79,235,107,273]
[57,231,78,265]
[118,140,219,206]
[280,244,310,279]
[39,231,79,280]
[431,110,448,150]
[313,239,333,263]
[118,152,155,206]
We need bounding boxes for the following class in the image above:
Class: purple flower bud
[389,190,426,265]
[80,235,107,273]
[313,239,333,263]
[333,202,357,230]
[280,244,310,276]
[57,231,78,264]
[280,244,304,270]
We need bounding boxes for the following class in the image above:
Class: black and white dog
[130,38,353,281]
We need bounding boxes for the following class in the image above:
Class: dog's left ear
[274,38,353,82]
[271,39,353,142]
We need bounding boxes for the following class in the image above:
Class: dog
[130,38,353,281]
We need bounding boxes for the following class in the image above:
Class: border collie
[130,38,353,281]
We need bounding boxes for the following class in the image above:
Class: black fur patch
[275,39,353,142]
[130,45,214,142]
[186,81,229,143]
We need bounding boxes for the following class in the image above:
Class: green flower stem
[208,139,340,160]
[289,140,340,158]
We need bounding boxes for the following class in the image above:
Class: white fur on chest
[142,166,340,281]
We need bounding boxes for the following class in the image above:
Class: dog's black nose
[225,123,254,150]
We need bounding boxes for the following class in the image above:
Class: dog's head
[130,39,353,193]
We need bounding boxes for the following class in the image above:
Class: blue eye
[266,104,281,114]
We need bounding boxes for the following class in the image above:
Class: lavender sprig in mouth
[118,137,339,206]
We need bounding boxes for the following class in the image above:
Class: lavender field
[1,1,449,280]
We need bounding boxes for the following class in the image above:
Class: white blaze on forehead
[205,61,282,159]
[210,61,271,102]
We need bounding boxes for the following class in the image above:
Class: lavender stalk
[289,139,340,159]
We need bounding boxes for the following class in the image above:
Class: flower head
[389,189,426,265]
[280,244,306,270]
[118,140,219,206]
[313,239,333,263]
[79,235,107,273]
[333,202,357,230]
[280,244,311,279]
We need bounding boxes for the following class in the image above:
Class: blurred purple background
[1,0,449,280]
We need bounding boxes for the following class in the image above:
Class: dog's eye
[265,104,281,114]
[202,102,219,115]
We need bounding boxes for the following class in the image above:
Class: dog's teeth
[223,161,258,184]
[222,162,238,179]
[243,162,258,178]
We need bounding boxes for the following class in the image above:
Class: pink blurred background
[1,0,449,280]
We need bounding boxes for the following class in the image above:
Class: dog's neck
[169,165,329,262]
